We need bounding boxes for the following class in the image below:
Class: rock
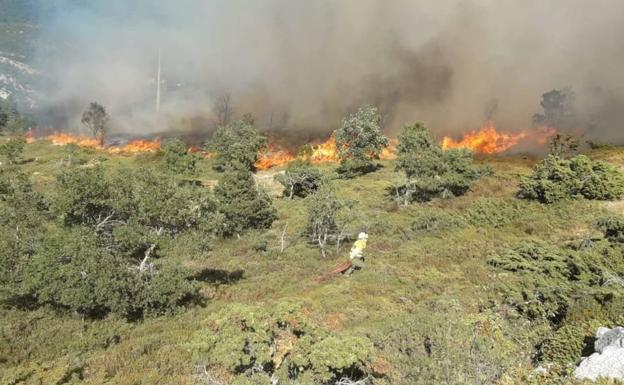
[575,327,624,381]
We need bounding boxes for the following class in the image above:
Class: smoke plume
[34,0,624,144]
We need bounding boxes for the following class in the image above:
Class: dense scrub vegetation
[3,119,624,384]
[394,123,487,204]
[518,154,624,203]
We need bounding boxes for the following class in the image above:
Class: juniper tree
[395,123,483,204]
[208,119,267,172]
[214,165,277,237]
[161,138,199,175]
[275,160,323,199]
[334,105,389,178]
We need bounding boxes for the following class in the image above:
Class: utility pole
[156,48,161,115]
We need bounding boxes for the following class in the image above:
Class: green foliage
[411,209,467,232]
[305,182,349,257]
[0,97,30,134]
[518,155,624,203]
[488,240,624,322]
[275,160,323,198]
[463,198,523,228]
[0,135,26,164]
[186,302,373,385]
[596,216,624,243]
[214,167,277,236]
[208,119,267,172]
[3,166,220,318]
[395,123,484,203]
[0,167,48,300]
[161,139,199,175]
[334,105,389,177]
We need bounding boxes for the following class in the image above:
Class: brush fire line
[31,121,555,168]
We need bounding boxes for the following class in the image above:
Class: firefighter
[345,232,368,275]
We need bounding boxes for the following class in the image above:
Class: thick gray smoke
[35,0,624,143]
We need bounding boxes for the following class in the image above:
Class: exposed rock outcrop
[574,327,624,381]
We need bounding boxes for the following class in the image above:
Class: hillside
[2,136,624,385]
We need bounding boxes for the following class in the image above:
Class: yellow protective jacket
[349,239,367,259]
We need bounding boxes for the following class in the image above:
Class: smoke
[33,0,624,144]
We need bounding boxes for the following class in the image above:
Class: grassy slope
[2,139,624,384]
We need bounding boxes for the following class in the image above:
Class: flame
[46,132,161,154]
[48,132,102,148]
[308,136,340,164]
[108,139,161,154]
[442,121,529,154]
[255,144,296,170]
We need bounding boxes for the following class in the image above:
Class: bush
[463,198,523,228]
[596,216,624,243]
[411,209,466,232]
[208,119,267,172]
[214,167,277,237]
[161,139,199,174]
[186,302,373,385]
[488,240,624,323]
[334,105,389,178]
[275,160,323,198]
[0,136,26,164]
[518,155,624,203]
[6,166,222,318]
[395,123,484,203]
[305,183,350,257]
[20,228,199,318]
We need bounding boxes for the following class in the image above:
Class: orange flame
[48,132,102,148]
[108,139,161,154]
[46,132,161,154]
[442,121,529,154]
[308,136,340,164]
[255,144,296,170]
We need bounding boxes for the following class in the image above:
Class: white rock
[575,327,624,381]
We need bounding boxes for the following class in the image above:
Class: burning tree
[334,105,389,178]
[81,102,109,146]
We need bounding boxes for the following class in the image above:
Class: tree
[0,136,26,164]
[275,160,324,199]
[518,155,624,203]
[81,102,109,146]
[395,123,483,204]
[208,119,267,172]
[334,105,389,177]
[533,88,576,129]
[213,93,233,127]
[161,139,199,174]
[305,183,347,257]
[214,166,277,237]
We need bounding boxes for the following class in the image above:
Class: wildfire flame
[32,121,555,171]
[46,132,161,154]
[255,145,296,170]
[441,121,528,154]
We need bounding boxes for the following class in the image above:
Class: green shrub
[275,160,323,199]
[395,123,485,203]
[214,167,277,237]
[411,209,466,232]
[334,105,389,178]
[463,198,522,228]
[0,136,26,164]
[161,138,199,174]
[305,182,352,257]
[208,119,267,172]
[596,216,624,243]
[518,155,624,203]
[186,302,373,385]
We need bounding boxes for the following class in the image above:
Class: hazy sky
[35,0,624,142]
